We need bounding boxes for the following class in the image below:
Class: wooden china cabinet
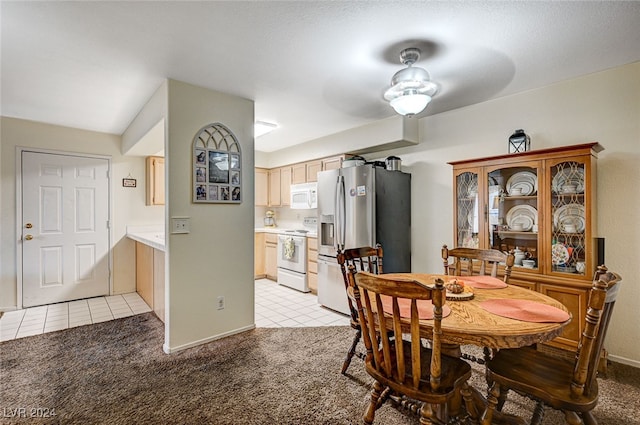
[448,142,604,352]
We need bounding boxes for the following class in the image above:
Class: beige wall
[268,62,640,366]
[0,117,164,309]
[396,62,639,366]
[164,80,255,352]
[2,63,637,365]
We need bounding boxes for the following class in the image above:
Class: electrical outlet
[216,296,225,310]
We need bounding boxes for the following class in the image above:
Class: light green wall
[164,79,255,352]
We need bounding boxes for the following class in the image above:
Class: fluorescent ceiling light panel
[255,121,278,138]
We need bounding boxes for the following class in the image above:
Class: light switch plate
[171,217,190,234]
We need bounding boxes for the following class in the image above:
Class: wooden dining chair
[348,268,476,425]
[336,244,384,375]
[441,245,515,283]
[442,245,515,365]
[480,266,622,425]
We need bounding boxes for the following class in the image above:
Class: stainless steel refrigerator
[316,164,411,314]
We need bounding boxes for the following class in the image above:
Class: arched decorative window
[192,123,242,204]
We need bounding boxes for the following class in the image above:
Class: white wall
[265,62,640,365]
[0,117,164,309]
[164,79,255,352]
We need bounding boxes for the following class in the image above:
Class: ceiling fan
[383,47,439,116]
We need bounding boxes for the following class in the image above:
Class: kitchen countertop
[127,225,165,251]
[129,226,319,251]
[255,227,317,238]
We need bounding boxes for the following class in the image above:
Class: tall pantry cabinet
[449,143,604,352]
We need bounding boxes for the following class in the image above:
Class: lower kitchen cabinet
[135,241,165,322]
[152,248,165,323]
[255,232,266,278]
[307,236,318,294]
[265,233,278,281]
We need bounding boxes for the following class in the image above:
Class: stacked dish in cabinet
[492,169,540,267]
[550,162,586,274]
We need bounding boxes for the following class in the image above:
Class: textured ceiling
[2,1,640,152]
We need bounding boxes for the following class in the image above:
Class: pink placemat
[459,276,507,289]
[379,295,451,320]
[480,299,570,323]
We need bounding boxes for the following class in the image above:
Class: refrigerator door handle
[336,175,345,250]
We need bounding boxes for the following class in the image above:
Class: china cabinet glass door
[455,170,479,248]
[549,160,588,276]
[487,164,540,270]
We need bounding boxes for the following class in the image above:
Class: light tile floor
[0,279,349,342]
[254,278,350,327]
[0,293,151,342]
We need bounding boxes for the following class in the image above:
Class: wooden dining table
[380,273,572,425]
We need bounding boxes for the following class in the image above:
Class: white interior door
[21,151,110,307]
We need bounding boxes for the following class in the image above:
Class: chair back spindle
[572,266,622,398]
[336,245,383,375]
[442,245,514,283]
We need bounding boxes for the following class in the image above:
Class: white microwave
[290,182,318,209]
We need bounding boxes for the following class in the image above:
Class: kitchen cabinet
[305,160,322,182]
[449,142,603,351]
[152,247,165,323]
[255,232,266,278]
[321,155,343,171]
[268,168,282,206]
[256,167,291,207]
[307,236,318,293]
[265,233,278,281]
[135,241,165,322]
[255,168,269,207]
[292,163,307,184]
[280,166,292,206]
[145,156,165,205]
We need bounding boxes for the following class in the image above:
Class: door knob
[25,234,33,241]
[25,223,33,228]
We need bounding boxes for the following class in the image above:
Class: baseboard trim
[163,324,256,354]
[608,354,640,369]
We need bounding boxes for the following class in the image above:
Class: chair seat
[488,347,598,412]
[366,340,472,404]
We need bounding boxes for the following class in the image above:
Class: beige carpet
[1,313,638,424]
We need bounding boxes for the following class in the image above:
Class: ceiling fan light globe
[390,94,431,116]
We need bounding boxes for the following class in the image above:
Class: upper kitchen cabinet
[255,166,291,207]
[305,160,322,182]
[268,168,282,206]
[145,156,165,205]
[291,156,344,184]
[292,163,307,184]
[449,143,604,351]
[256,155,345,207]
[255,168,269,206]
[321,156,343,171]
[280,166,292,206]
